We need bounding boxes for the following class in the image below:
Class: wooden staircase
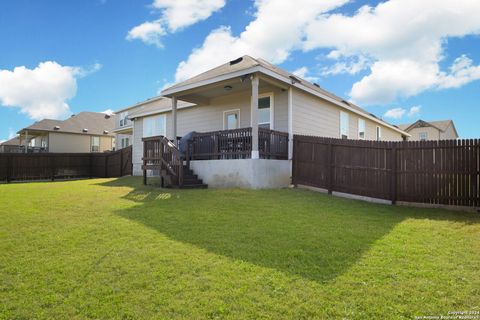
[142,136,207,189]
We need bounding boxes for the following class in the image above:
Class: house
[0,136,22,153]
[398,120,459,141]
[112,104,134,150]
[12,112,115,153]
[127,55,410,188]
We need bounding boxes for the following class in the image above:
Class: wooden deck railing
[186,127,288,161]
[142,136,183,187]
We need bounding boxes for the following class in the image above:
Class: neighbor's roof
[18,112,115,136]
[398,120,455,132]
[127,97,195,119]
[0,136,21,146]
[162,55,409,136]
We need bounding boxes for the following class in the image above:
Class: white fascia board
[128,104,195,120]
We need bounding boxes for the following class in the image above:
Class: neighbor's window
[91,136,100,152]
[119,112,129,127]
[376,126,382,141]
[121,137,130,148]
[258,94,273,129]
[419,132,428,141]
[143,114,166,138]
[340,111,349,139]
[358,119,366,140]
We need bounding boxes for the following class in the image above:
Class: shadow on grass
[98,177,480,283]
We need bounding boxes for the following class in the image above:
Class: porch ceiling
[174,74,288,105]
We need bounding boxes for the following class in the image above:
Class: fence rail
[292,135,480,208]
[0,146,132,183]
[187,127,288,160]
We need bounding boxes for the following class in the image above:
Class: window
[91,136,100,152]
[419,132,428,141]
[224,110,240,130]
[121,137,130,148]
[340,112,349,139]
[258,94,273,129]
[358,119,365,139]
[143,114,166,138]
[119,112,129,127]
[376,126,382,141]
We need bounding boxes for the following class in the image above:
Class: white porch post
[171,96,177,142]
[288,87,293,160]
[250,75,259,159]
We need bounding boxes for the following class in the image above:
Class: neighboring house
[0,136,22,153]
[11,112,115,153]
[125,55,410,188]
[112,104,135,150]
[398,120,459,141]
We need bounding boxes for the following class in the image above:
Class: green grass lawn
[0,177,479,319]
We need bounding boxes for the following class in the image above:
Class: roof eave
[161,65,410,137]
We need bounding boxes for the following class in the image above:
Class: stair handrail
[143,135,183,187]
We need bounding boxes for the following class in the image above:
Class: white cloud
[172,0,349,82]
[292,66,319,83]
[171,0,480,104]
[384,107,406,119]
[127,21,166,47]
[303,0,480,104]
[0,61,97,121]
[101,109,114,115]
[408,105,421,117]
[127,0,225,47]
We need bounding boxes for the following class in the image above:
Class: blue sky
[0,0,479,140]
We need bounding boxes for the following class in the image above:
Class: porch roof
[162,55,410,137]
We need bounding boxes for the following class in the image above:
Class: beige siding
[292,89,403,141]
[115,133,132,150]
[48,132,113,153]
[132,118,144,176]
[407,127,441,141]
[440,124,458,139]
[48,133,90,153]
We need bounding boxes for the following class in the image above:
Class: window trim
[91,136,100,152]
[340,111,349,139]
[376,126,382,141]
[419,132,428,141]
[358,118,366,140]
[223,109,241,130]
[257,92,274,130]
[142,114,167,138]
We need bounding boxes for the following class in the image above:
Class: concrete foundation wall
[190,159,290,189]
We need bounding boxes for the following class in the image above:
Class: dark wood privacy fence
[187,127,288,160]
[0,145,132,182]
[292,135,480,208]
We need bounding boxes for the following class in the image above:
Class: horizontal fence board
[293,135,480,208]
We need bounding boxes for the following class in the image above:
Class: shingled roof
[163,55,408,136]
[18,112,115,136]
[398,120,455,133]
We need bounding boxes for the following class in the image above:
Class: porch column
[288,87,293,160]
[171,96,177,142]
[250,75,259,159]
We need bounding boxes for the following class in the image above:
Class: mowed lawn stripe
[0,177,479,319]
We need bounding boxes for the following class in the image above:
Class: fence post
[391,143,398,205]
[6,155,11,183]
[327,141,334,194]
[104,155,108,178]
[89,154,94,178]
[291,136,296,186]
[120,148,124,177]
[50,155,55,181]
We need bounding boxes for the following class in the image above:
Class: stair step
[180,183,208,189]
